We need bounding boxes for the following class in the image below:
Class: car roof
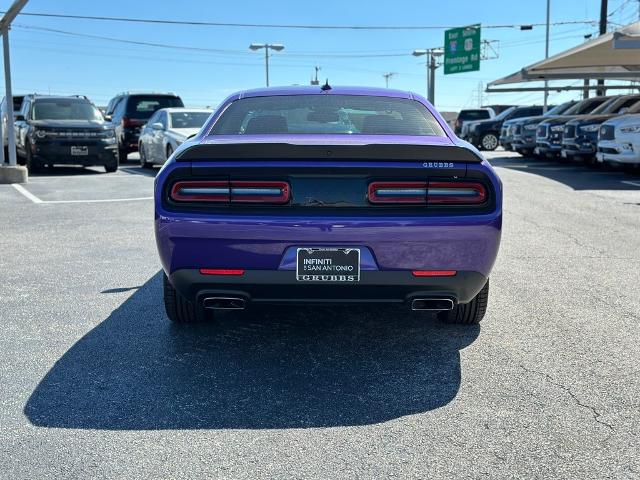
[31,95,91,102]
[237,85,415,100]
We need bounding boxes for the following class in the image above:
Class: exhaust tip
[202,297,247,310]
[411,298,454,311]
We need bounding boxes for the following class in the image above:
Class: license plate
[296,248,360,282]
[71,146,88,156]
[561,150,567,158]
[596,153,604,162]
[533,147,540,155]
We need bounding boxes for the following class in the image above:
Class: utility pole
[597,0,608,96]
[543,0,550,113]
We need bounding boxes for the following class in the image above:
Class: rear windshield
[32,100,103,121]
[209,95,446,136]
[170,111,211,129]
[458,110,491,121]
[126,96,184,119]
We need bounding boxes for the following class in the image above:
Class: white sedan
[596,113,640,168]
[138,108,212,167]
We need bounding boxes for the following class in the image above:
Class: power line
[2,11,599,30]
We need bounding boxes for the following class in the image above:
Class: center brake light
[170,180,290,204]
[368,181,486,205]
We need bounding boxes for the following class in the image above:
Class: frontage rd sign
[444,24,481,75]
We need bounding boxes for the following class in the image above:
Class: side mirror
[152,122,164,130]
[104,114,112,121]
[14,114,25,121]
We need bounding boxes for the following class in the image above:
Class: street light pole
[249,43,285,87]
[412,48,444,105]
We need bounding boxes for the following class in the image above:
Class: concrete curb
[0,165,28,184]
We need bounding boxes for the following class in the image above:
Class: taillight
[368,181,427,204]
[122,117,142,128]
[368,180,487,205]
[171,181,229,202]
[170,180,290,204]
[230,181,290,204]
[427,181,486,205]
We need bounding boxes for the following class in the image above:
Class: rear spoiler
[175,143,483,163]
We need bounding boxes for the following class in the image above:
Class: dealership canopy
[488,21,640,87]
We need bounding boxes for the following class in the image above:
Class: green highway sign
[444,24,481,75]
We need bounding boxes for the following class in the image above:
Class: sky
[1,0,639,111]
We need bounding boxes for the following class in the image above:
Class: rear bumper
[169,269,488,305]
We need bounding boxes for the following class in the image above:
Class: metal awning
[489,21,640,87]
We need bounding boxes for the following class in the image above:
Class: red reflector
[368,181,427,204]
[199,268,245,276]
[427,181,486,205]
[412,270,457,277]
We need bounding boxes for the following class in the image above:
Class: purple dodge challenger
[155,86,502,324]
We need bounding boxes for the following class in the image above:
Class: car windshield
[589,97,619,114]
[492,107,516,121]
[32,100,103,121]
[209,95,446,136]
[126,96,184,119]
[170,111,211,129]
[564,98,609,115]
[545,102,574,115]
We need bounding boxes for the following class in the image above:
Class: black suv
[14,95,118,172]
[467,105,545,151]
[105,92,184,160]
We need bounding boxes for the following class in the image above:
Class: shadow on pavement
[489,154,640,191]
[25,272,479,430]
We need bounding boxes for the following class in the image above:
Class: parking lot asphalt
[1,152,639,479]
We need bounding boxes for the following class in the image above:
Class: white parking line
[622,180,640,187]
[41,197,153,204]
[11,183,152,204]
[12,184,43,203]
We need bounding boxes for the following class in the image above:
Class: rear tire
[139,144,152,169]
[480,134,499,151]
[118,146,128,163]
[166,144,174,161]
[163,272,203,323]
[438,279,489,325]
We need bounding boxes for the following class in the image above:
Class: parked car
[510,101,578,157]
[14,95,118,172]
[454,108,493,135]
[467,105,545,151]
[155,86,502,325]
[596,113,640,169]
[535,96,614,158]
[500,107,556,151]
[105,92,184,161]
[1,94,25,158]
[138,108,212,168]
[561,94,640,164]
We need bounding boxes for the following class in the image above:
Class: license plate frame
[296,247,360,283]
[71,146,89,156]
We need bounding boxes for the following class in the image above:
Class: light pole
[249,43,285,87]
[412,48,444,105]
[382,72,396,88]
[543,0,550,112]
